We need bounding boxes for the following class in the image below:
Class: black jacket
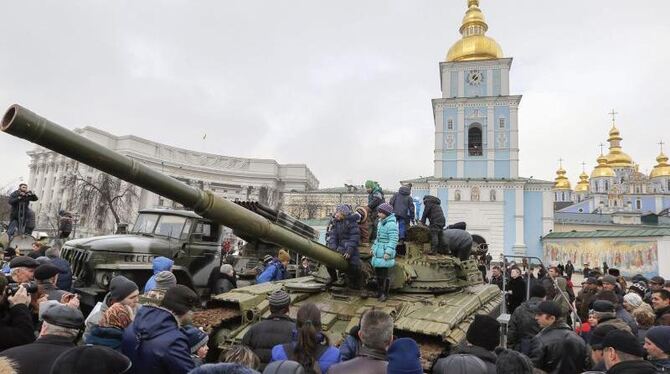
[8,189,38,221]
[420,196,445,229]
[0,303,35,351]
[529,322,587,374]
[390,186,415,220]
[565,263,574,275]
[606,359,659,374]
[452,345,497,374]
[507,276,527,313]
[241,313,295,369]
[0,334,75,374]
[507,297,543,354]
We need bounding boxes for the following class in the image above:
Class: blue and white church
[406,0,554,259]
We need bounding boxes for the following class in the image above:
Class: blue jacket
[144,257,174,293]
[49,256,73,291]
[326,213,361,265]
[256,260,287,284]
[121,306,194,374]
[86,325,124,351]
[371,214,398,268]
[271,340,340,373]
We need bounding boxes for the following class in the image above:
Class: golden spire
[575,162,590,192]
[604,109,634,168]
[651,140,670,178]
[446,0,504,62]
[554,158,571,190]
[592,144,616,178]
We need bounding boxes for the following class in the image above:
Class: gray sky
[1,0,669,192]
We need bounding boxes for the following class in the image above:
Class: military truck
[61,208,223,306]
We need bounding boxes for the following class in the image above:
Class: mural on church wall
[542,239,658,278]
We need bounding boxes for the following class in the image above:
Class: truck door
[188,220,221,288]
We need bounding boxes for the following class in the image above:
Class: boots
[378,278,390,302]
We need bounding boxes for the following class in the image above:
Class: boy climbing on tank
[420,195,445,253]
[325,205,361,289]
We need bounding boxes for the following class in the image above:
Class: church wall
[449,71,458,97]
[504,189,516,255]
[464,161,487,178]
[524,191,545,259]
[437,188,449,222]
[446,188,504,257]
[640,196,656,212]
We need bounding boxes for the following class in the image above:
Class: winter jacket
[615,307,638,335]
[598,316,632,334]
[0,335,74,374]
[650,358,670,372]
[212,274,237,294]
[370,214,398,268]
[606,359,659,374]
[121,306,195,374]
[420,195,445,229]
[328,345,387,374]
[529,321,587,374]
[439,229,473,260]
[48,256,73,291]
[0,303,35,351]
[338,333,361,362]
[507,276,527,313]
[576,288,598,322]
[389,186,415,221]
[84,293,112,341]
[8,189,38,221]
[565,263,574,276]
[144,257,174,293]
[326,213,361,266]
[271,338,340,374]
[241,313,295,368]
[39,282,67,302]
[256,260,287,284]
[367,185,385,211]
[86,325,125,350]
[452,345,497,374]
[656,305,670,326]
[508,297,543,354]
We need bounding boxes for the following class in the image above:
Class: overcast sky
[1,0,669,192]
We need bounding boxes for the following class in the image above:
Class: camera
[6,282,38,296]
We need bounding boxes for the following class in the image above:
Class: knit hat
[387,338,423,374]
[262,360,305,374]
[591,300,615,313]
[494,348,535,373]
[364,180,375,189]
[268,290,291,309]
[466,314,501,351]
[433,354,487,374]
[536,300,562,318]
[623,293,643,309]
[589,324,619,350]
[646,326,670,353]
[263,254,273,264]
[601,275,617,285]
[154,271,177,290]
[42,302,85,329]
[278,249,290,263]
[182,325,209,353]
[34,263,60,281]
[377,203,393,216]
[629,282,648,297]
[99,303,134,329]
[220,264,235,277]
[602,330,644,357]
[50,345,132,374]
[650,276,666,285]
[109,275,139,302]
[162,285,199,315]
[335,205,352,215]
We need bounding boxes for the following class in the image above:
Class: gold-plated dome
[575,171,590,192]
[446,0,504,62]
[554,165,572,190]
[605,124,634,168]
[651,151,670,178]
[591,154,615,178]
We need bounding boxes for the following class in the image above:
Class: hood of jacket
[608,359,659,374]
[423,195,441,205]
[398,186,411,196]
[87,326,124,348]
[131,306,180,341]
[152,256,174,274]
[454,344,497,365]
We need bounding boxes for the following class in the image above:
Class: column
[510,105,519,178]
[513,187,527,255]
[434,105,445,178]
[456,106,465,178]
[487,104,495,178]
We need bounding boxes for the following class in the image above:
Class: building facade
[282,185,394,220]
[26,126,318,237]
[406,0,554,259]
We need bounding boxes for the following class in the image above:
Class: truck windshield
[132,213,159,234]
[154,215,188,239]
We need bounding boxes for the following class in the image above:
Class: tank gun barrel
[1,104,348,271]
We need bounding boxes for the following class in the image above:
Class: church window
[636,199,641,210]
[499,118,505,129]
[490,190,496,201]
[455,190,461,201]
[604,180,609,191]
[447,119,453,130]
[561,192,565,201]
[468,125,483,156]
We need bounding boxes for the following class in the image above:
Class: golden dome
[591,154,615,178]
[650,151,670,178]
[554,166,572,190]
[605,124,634,168]
[575,171,590,193]
[446,0,504,62]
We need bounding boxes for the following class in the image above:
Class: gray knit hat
[155,271,177,290]
[268,290,291,309]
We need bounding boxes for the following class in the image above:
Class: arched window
[468,125,483,156]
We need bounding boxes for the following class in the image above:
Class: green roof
[543,228,670,239]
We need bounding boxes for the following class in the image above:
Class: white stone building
[26,126,318,237]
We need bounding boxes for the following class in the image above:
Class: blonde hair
[0,357,18,374]
[220,345,260,370]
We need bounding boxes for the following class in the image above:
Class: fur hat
[466,314,501,351]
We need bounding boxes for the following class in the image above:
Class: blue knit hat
[335,205,352,215]
[182,325,209,353]
[387,338,422,374]
[378,203,393,216]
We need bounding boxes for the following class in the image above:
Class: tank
[2,105,502,369]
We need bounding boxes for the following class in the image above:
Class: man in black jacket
[420,195,445,253]
[389,185,415,241]
[451,314,500,374]
[529,301,586,373]
[0,302,84,373]
[241,290,295,370]
[0,277,35,351]
[7,183,38,239]
[508,285,545,355]
[602,330,658,373]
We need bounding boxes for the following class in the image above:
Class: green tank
[2,104,502,369]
